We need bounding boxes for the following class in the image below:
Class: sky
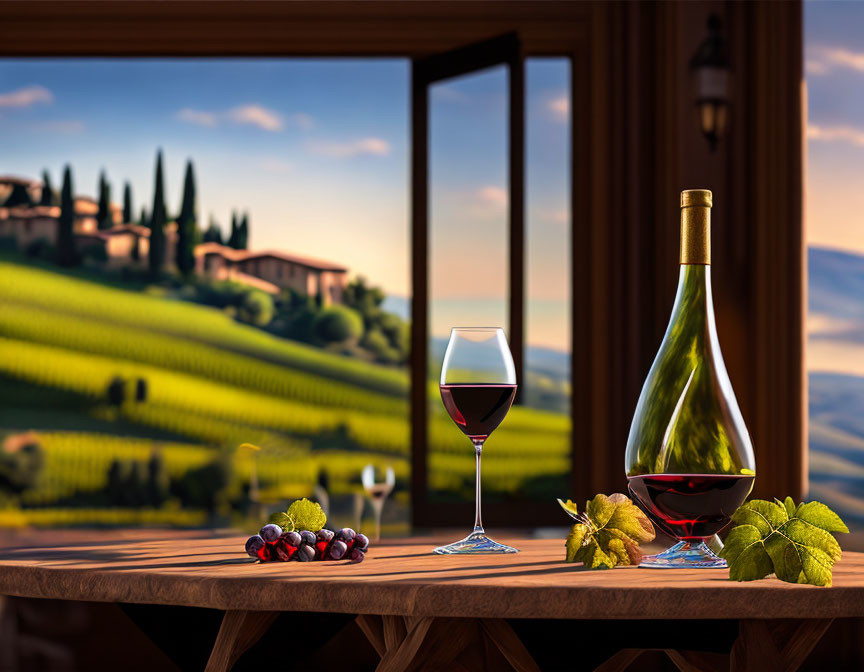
[805,1,864,255]
[0,58,570,351]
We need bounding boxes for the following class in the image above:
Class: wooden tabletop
[1,535,863,621]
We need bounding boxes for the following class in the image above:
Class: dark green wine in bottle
[625,189,755,568]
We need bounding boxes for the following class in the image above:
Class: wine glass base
[433,531,518,555]
[639,540,727,569]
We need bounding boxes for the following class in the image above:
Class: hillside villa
[0,175,347,304]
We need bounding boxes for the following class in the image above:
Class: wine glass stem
[372,499,384,542]
[473,440,484,534]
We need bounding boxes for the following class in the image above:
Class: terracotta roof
[0,205,59,218]
[194,242,346,272]
[0,176,39,188]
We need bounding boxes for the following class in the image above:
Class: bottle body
[624,190,754,565]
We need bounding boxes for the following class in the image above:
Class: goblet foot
[433,531,518,554]
[639,540,727,569]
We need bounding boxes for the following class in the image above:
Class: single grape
[260,523,283,544]
[245,534,265,558]
[300,530,317,546]
[314,541,329,560]
[316,528,335,543]
[274,540,293,562]
[336,528,356,542]
[329,540,348,560]
[349,548,365,563]
[282,531,302,547]
[296,544,315,562]
[354,534,370,552]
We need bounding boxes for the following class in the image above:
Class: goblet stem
[473,440,484,534]
[371,498,384,543]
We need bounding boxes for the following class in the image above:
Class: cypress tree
[238,212,249,250]
[139,207,147,226]
[227,211,239,249]
[123,182,133,224]
[176,160,197,276]
[148,151,167,277]
[56,165,77,266]
[97,170,112,229]
[203,216,223,244]
[40,170,55,206]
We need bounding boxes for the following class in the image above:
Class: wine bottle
[624,189,755,568]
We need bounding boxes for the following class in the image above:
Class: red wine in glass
[439,384,517,441]
[627,473,755,541]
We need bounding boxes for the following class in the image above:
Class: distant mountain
[809,246,864,324]
[808,246,864,527]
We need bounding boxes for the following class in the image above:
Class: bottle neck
[668,264,717,340]
[680,205,711,264]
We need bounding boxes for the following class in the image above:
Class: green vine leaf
[561,493,655,569]
[720,497,848,586]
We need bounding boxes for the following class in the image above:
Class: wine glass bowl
[434,327,518,555]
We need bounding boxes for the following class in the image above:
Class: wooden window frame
[0,1,806,524]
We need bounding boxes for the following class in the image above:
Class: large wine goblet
[434,327,518,554]
[625,189,755,568]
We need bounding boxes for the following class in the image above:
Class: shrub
[25,238,55,261]
[0,433,44,497]
[314,305,363,344]
[239,290,274,327]
[362,328,401,364]
[81,243,108,265]
[0,236,18,253]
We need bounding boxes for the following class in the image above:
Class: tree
[203,216,223,244]
[227,211,240,249]
[122,181,133,224]
[97,170,112,230]
[314,306,363,344]
[40,170,56,206]
[56,165,77,266]
[237,212,249,249]
[239,290,274,327]
[148,151,167,277]
[3,182,33,208]
[175,160,197,276]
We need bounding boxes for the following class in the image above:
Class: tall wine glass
[361,464,395,542]
[434,327,518,554]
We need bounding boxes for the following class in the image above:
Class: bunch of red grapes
[245,524,369,563]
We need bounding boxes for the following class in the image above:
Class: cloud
[808,123,864,148]
[0,85,53,108]
[288,113,315,130]
[34,120,84,134]
[548,95,569,121]
[476,185,507,208]
[432,85,468,103]
[307,137,390,158]
[177,108,218,127]
[227,104,283,132]
[177,104,310,132]
[807,47,864,76]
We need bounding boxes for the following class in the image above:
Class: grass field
[0,257,570,526]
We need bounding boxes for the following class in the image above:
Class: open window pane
[428,66,509,503]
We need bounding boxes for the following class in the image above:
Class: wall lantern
[690,14,731,151]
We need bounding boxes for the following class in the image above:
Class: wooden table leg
[591,618,834,672]
[355,615,541,672]
[204,610,278,672]
[730,618,833,672]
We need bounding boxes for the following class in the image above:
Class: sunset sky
[1,2,857,356]
[0,58,569,350]
[806,1,864,255]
